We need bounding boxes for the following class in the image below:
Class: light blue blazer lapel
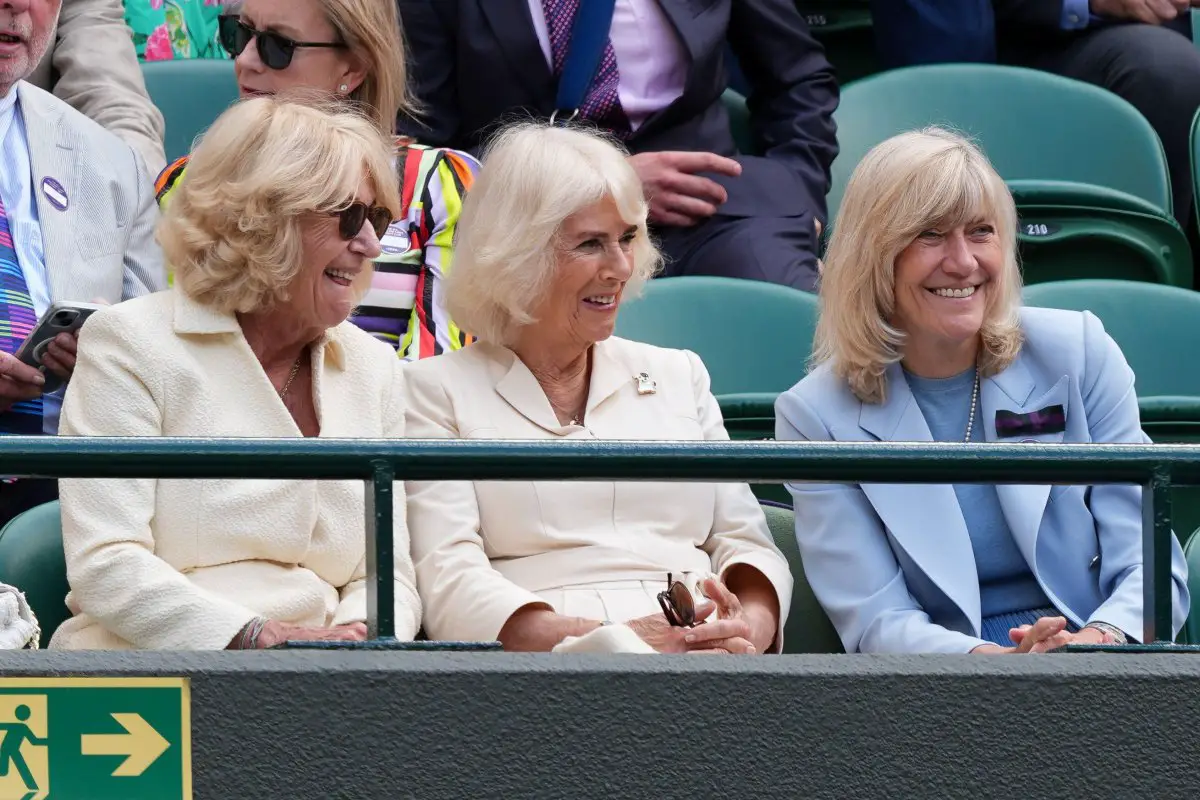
[857,363,982,630]
[981,354,1069,575]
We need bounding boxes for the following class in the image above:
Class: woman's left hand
[1009,619,1115,653]
[688,576,775,654]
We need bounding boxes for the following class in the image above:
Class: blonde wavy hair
[159,94,400,314]
[319,0,418,133]
[814,127,1024,404]
[445,122,662,346]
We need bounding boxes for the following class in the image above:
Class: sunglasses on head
[331,202,393,241]
[657,573,697,628]
[219,15,347,71]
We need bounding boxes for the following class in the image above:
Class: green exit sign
[0,677,190,800]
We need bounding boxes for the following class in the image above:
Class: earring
[338,84,349,93]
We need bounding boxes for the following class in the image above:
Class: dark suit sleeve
[396,0,460,146]
[727,0,840,222]
[992,0,1067,30]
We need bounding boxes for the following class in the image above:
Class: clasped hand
[624,577,765,655]
[228,620,368,649]
[1006,616,1115,653]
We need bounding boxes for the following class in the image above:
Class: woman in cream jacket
[405,123,792,654]
[50,97,421,650]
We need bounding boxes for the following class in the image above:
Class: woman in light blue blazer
[776,127,1189,654]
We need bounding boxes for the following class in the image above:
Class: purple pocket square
[995,405,1066,438]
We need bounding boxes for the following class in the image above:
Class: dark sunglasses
[331,202,393,241]
[657,573,696,628]
[219,15,347,70]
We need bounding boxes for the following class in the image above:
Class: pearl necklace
[963,369,980,443]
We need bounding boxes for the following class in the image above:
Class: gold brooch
[635,372,657,395]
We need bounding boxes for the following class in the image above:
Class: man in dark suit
[993,0,1200,227]
[396,0,839,291]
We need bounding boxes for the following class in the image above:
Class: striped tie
[0,196,42,434]
[541,0,631,135]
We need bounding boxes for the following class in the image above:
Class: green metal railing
[5,436,1198,648]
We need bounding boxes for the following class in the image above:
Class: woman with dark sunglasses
[155,0,480,362]
[51,97,423,651]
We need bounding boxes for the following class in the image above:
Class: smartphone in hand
[14,301,103,393]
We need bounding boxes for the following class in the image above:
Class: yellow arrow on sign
[81,713,170,777]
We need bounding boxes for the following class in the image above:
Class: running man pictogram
[0,697,48,800]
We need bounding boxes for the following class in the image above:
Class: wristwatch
[1084,621,1128,645]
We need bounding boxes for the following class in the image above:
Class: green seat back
[832,65,1185,286]
[615,276,817,397]
[722,89,754,155]
[0,501,67,648]
[1011,207,1190,288]
[761,502,843,653]
[797,2,878,83]
[1188,103,1200,234]
[832,64,1171,218]
[140,60,239,164]
[1007,181,1191,288]
[617,277,817,504]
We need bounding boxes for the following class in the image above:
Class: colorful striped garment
[0,196,42,434]
[154,140,480,362]
[355,144,478,361]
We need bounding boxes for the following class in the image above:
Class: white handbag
[0,583,40,650]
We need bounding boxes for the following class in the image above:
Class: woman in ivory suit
[775,127,1188,654]
[50,97,422,650]
[405,123,792,654]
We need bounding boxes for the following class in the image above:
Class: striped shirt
[155,140,479,362]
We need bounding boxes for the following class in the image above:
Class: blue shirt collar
[0,84,18,118]
[0,84,19,143]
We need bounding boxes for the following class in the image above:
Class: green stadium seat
[832,64,1190,288]
[1024,279,1200,536]
[797,2,878,84]
[761,502,844,653]
[722,90,754,155]
[615,276,817,438]
[0,501,68,648]
[141,60,239,165]
[616,276,817,505]
[1188,105,1200,235]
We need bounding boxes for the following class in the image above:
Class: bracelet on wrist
[1084,621,1128,645]
[236,617,268,650]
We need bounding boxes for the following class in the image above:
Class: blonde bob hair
[159,94,400,314]
[444,122,662,346]
[814,126,1024,404]
[320,0,418,133]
